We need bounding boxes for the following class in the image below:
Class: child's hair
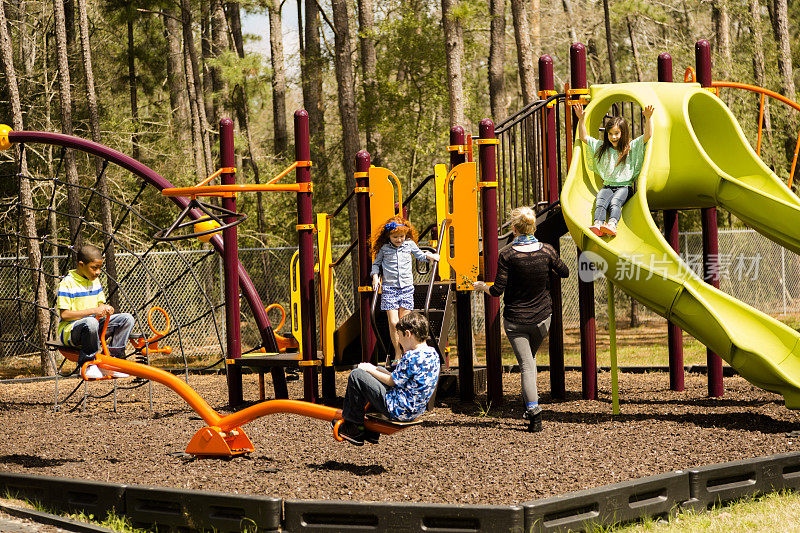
[596,115,631,168]
[370,214,419,257]
[77,244,103,264]
[396,311,429,341]
[509,206,536,235]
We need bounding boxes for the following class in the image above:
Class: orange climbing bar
[161,161,313,197]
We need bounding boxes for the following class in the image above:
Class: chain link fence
[3,229,799,362]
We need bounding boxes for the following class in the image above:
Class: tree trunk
[561,0,578,44]
[52,0,82,251]
[489,0,506,121]
[267,0,288,157]
[713,1,733,79]
[331,0,362,297]
[750,0,775,167]
[629,296,640,327]
[210,0,229,122]
[182,9,209,182]
[511,0,535,105]
[226,2,245,56]
[200,0,215,125]
[76,0,119,310]
[772,0,796,102]
[528,0,540,56]
[1,1,56,374]
[602,0,617,83]
[626,16,642,82]
[181,0,214,175]
[682,0,696,43]
[442,0,466,127]
[357,0,381,163]
[302,0,325,175]
[163,6,190,143]
[127,15,140,161]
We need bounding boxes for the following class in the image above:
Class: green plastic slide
[561,82,800,408]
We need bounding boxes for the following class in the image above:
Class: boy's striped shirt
[56,269,106,343]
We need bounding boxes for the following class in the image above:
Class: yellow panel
[316,213,335,366]
[290,250,302,355]
[434,164,451,280]
[369,167,402,233]
[447,162,479,290]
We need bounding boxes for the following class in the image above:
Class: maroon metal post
[295,110,319,403]
[479,119,502,405]
[571,42,595,400]
[540,54,566,399]
[658,52,685,391]
[220,118,243,406]
[657,53,673,83]
[695,40,724,397]
[356,150,377,364]
[450,126,475,402]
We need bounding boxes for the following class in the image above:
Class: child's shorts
[380,284,415,311]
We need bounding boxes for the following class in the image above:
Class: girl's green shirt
[584,135,648,186]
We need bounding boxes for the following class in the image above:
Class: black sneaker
[363,429,380,444]
[527,410,542,433]
[331,420,364,446]
[522,405,542,420]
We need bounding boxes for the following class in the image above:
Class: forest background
[0,0,799,374]
[2,0,799,248]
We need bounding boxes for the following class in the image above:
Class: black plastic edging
[283,500,524,533]
[0,502,115,533]
[2,451,800,532]
[523,470,689,533]
[124,485,281,532]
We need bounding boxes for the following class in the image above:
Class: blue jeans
[594,185,633,222]
[342,368,390,424]
[68,313,135,363]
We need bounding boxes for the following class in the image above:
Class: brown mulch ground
[1,369,799,506]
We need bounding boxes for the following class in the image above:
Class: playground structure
[2,36,800,459]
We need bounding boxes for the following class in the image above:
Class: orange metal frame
[684,67,800,189]
[56,308,407,457]
[161,161,313,198]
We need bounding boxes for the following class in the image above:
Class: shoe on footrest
[83,365,104,380]
[100,368,130,379]
[330,420,364,446]
[363,429,380,444]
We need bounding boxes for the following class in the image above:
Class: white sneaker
[601,218,618,236]
[100,368,130,379]
[83,365,104,379]
[589,221,604,237]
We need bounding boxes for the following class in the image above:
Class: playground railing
[494,94,564,224]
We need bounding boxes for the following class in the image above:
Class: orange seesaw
[54,310,410,457]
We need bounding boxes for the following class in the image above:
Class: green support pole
[607,279,619,416]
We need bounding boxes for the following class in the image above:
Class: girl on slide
[574,103,654,237]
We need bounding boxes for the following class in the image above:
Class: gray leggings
[594,185,633,222]
[504,316,551,405]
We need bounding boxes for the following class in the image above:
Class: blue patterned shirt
[385,345,441,421]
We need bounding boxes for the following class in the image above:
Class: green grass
[614,490,800,532]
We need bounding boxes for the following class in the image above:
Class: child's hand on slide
[643,105,655,118]
[573,103,585,118]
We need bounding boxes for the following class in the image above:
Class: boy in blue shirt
[333,312,440,445]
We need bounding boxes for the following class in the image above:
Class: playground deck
[0,370,798,505]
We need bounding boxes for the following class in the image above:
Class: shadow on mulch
[0,454,82,468]
[546,409,799,432]
[307,460,387,476]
